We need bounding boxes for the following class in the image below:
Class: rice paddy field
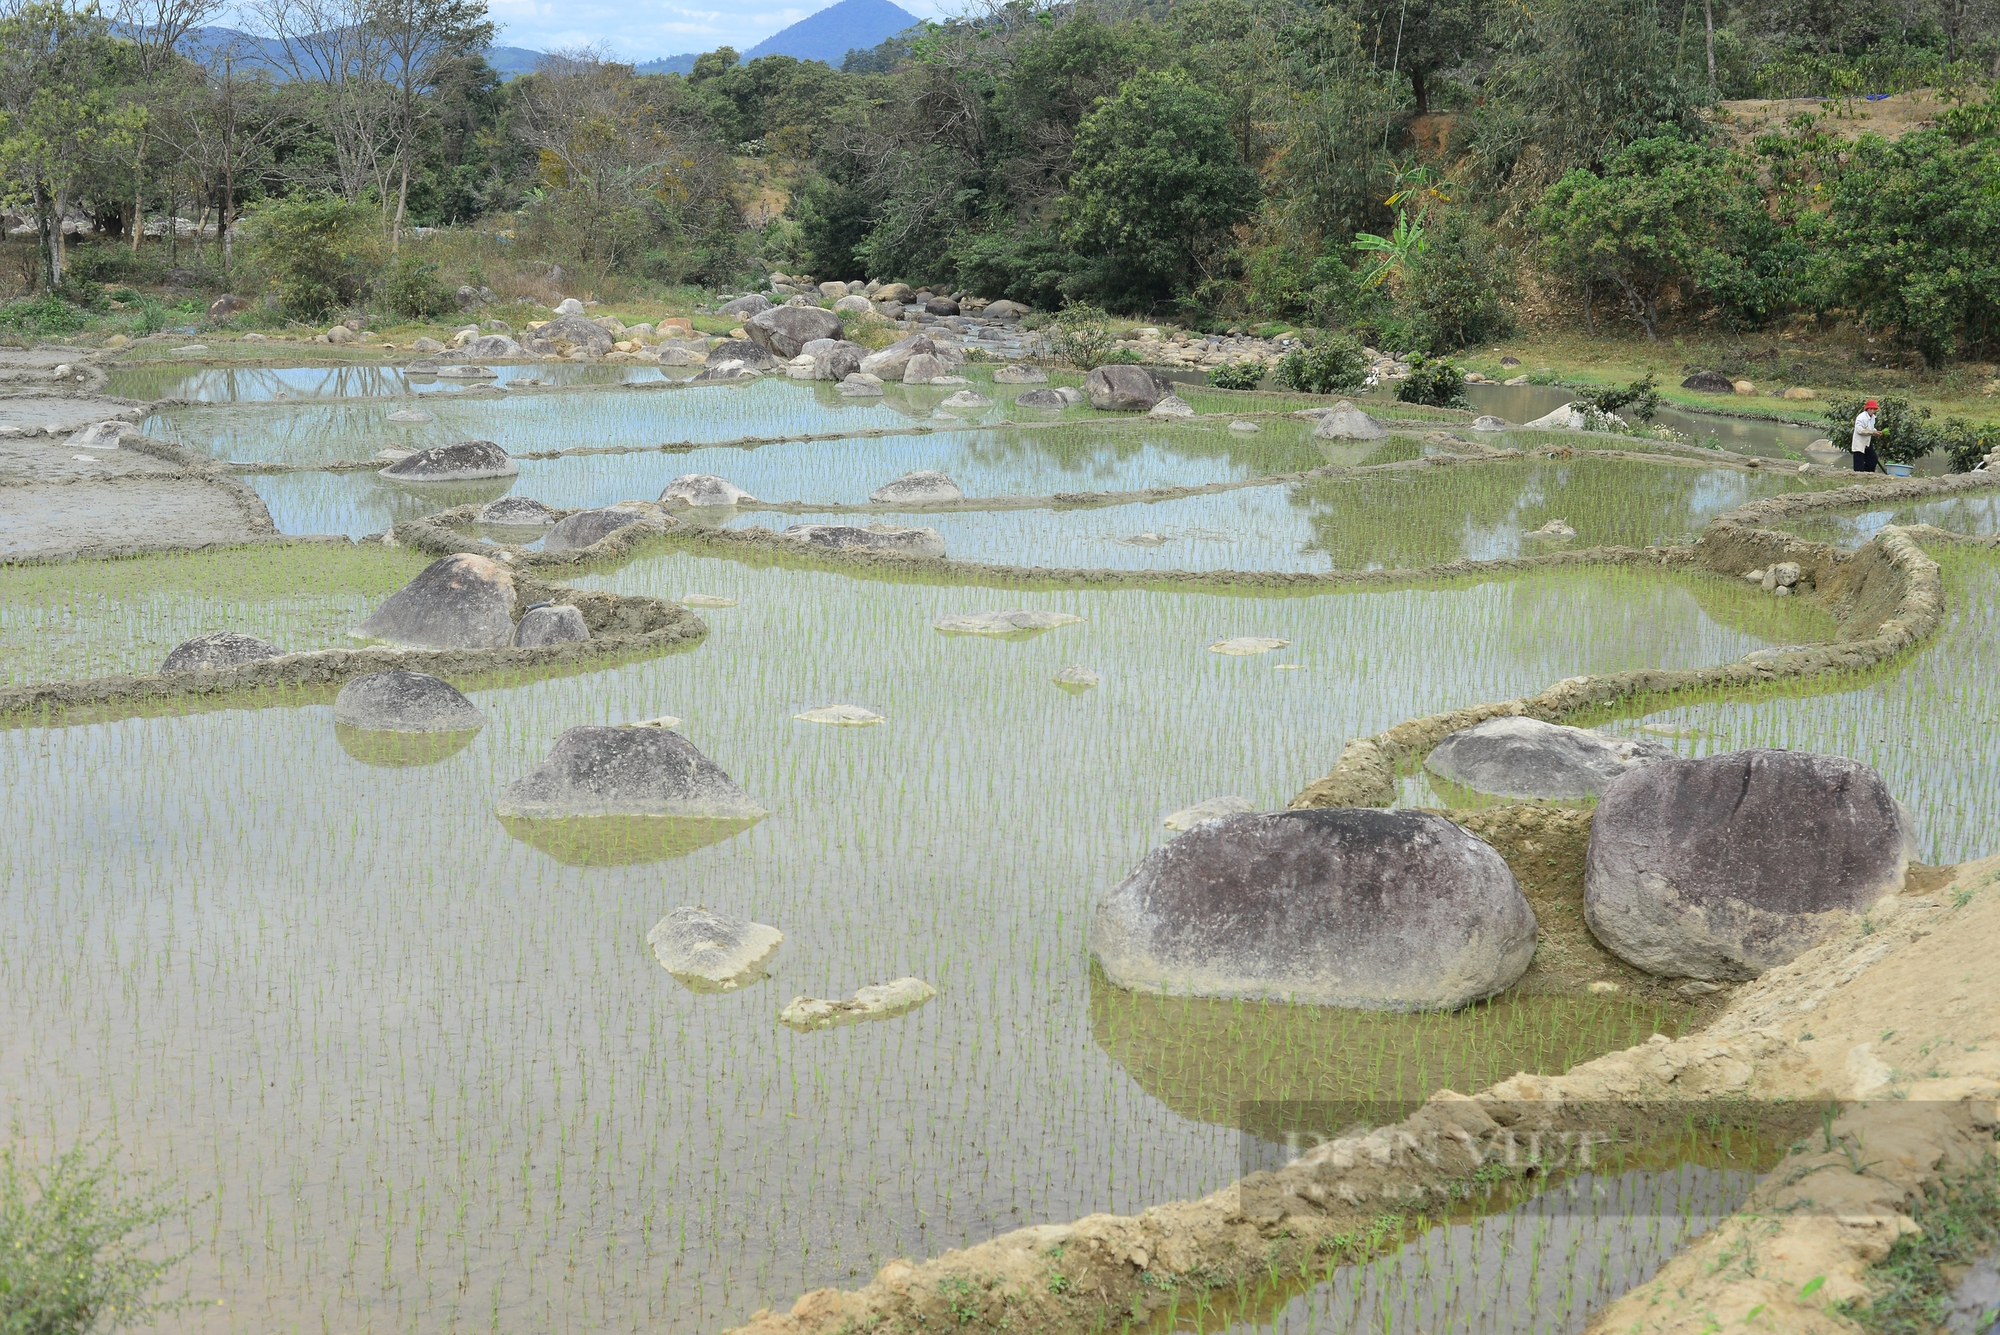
[5,363,1996,1335]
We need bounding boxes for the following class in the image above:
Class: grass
[1840,1156,2000,1334]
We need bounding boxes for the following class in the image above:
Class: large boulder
[874,282,915,304]
[207,294,250,320]
[705,338,776,370]
[993,364,1047,384]
[378,439,517,481]
[661,474,754,508]
[1084,365,1163,411]
[1584,749,1914,980]
[353,554,515,649]
[333,670,484,732]
[1681,370,1735,393]
[1426,717,1673,801]
[693,360,759,383]
[512,603,590,647]
[984,299,1029,320]
[901,352,948,384]
[870,470,963,504]
[1091,809,1536,1011]
[1312,404,1388,441]
[924,296,960,316]
[495,725,767,818]
[161,631,283,674]
[464,334,524,359]
[859,334,936,380]
[479,496,561,527]
[543,507,657,553]
[782,523,945,558]
[648,906,783,992]
[812,341,867,381]
[838,373,885,397]
[720,294,773,318]
[832,294,873,315]
[530,314,613,356]
[746,305,844,358]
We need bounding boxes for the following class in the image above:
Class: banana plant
[1352,210,1430,288]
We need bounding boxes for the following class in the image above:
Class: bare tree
[247,0,397,206]
[113,0,227,250]
[366,0,490,248]
[152,52,282,272]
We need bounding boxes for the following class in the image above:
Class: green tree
[1398,207,1514,350]
[1063,68,1260,310]
[240,192,377,318]
[0,2,144,287]
[1532,136,1784,339]
[1821,126,2000,364]
[1347,0,1489,115]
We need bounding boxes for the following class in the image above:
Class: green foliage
[0,292,90,335]
[1533,138,1798,340]
[241,195,377,321]
[949,225,1076,312]
[1398,209,1515,352]
[1043,303,1118,371]
[1836,1157,2000,1334]
[1274,330,1368,395]
[0,1140,188,1335]
[382,254,449,319]
[1579,373,1661,422]
[1821,126,2000,364]
[1396,354,1468,408]
[1063,69,1260,310]
[1208,361,1264,390]
[1826,394,2000,471]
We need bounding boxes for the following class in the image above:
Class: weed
[1838,1157,2000,1334]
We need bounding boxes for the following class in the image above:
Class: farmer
[1852,399,1883,472]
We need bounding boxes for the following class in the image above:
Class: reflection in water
[335,723,480,768]
[498,812,763,865]
[1786,491,2000,547]
[1363,381,1831,458]
[104,361,672,402]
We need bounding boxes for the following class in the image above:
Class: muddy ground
[0,348,273,562]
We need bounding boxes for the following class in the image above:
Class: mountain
[158,0,920,84]
[742,0,918,62]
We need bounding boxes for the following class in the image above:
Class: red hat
[1865,399,1879,409]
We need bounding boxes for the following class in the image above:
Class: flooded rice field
[6,359,1995,1335]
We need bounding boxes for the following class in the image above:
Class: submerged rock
[1426,717,1672,801]
[793,704,884,726]
[1311,404,1388,441]
[353,554,515,648]
[513,603,590,647]
[543,507,658,554]
[333,670,484,732]
[1091,809,1536,1010]
[783,523,944,558]
[647,907,783,992]
[479,496,561,527]
[1208,635,1289,655]
[495,725,767,819]
[661,474,755,508]
[939,389,993,410]
[386,408,434,424]
[869,470,963,504]
[378,439,517,481]
[1149,394,1196,419]
[1585,749,1914,980]
[64,421,129,450]
[680,593,738,608]
[933,609,1083,635]
[779,978,937,1031]
[1163,796,1255,831]
[705,338,776,370]
[161,631,284,674]
[1084,365,1163,411]
[1228,420,1261,433]
[1527,518,1577,539]
[1053,665,1100,691]
[1014,388,1068,409]
[993,364,1047,383]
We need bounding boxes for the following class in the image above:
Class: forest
[2,0,1999,366]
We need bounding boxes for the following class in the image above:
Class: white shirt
[1852,410,1876,452]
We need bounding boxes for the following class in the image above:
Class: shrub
[1399,210,1516,353]
[0,1140,188,1335]
[0,293,91,335]
[1396,354,1468,408]
[382,254,449,319]
[1274,331,1368,395]
[1578,373,1661,422]
[240,194,377,321]
[1827,394,2000,470]
[1208,361,1263,390]
[1045,302,1118,370]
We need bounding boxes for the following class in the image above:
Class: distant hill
[743,0,918,62]
[157,0,920,83]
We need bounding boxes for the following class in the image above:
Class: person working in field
[1852,399,1884,472]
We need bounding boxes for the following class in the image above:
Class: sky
[482,0,947,61]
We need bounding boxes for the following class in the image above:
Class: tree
[0,2,144,287]
[1347,0,1489,115]
[1822,125,2000,363]
[1062,68,1260,309]
[1531,136,1780,339]
[367,0,494,247]
[240,191,375,316]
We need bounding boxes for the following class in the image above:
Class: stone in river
[543,507,659,554]
[778,978,937,1031]
[353,554,515,649]
[478,496,561,527]
[933,609,1083,635]
[333,670,485,732]
[661,474,755,508]
[495,725,768,819]
[1208,636,1289,655]
[793,704,884,726]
